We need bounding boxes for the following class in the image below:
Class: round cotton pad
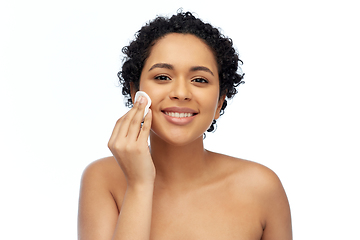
[134,91,152,118]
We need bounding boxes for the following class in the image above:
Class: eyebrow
[149,63,173,71]
[190,66,214,76]
[149,63,214,76]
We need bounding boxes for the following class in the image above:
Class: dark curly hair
[118,11,244,132]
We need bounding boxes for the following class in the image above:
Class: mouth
[161,107,199,125]
[163,112,197,118]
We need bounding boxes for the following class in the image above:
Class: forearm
[112,183,154,240]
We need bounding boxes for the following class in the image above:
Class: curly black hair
[118,11,244,132]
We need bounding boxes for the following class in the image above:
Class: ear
[214,95,226,120]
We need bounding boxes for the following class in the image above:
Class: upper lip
[162,107,198,114]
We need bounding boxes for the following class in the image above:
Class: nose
[169,78,192,101]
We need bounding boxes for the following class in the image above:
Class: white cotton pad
[134,91,152,118]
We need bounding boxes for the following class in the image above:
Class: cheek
[198,89,220,111]
[138,78,158,102]
[139,85,163,107]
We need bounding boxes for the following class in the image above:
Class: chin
[150,128,204,147]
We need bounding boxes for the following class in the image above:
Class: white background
[1,0,359,239]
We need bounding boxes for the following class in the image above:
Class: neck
[149,132,210,189]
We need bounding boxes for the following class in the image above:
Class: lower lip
[162,112,196,126]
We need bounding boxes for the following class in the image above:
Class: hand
[108,96,155,187]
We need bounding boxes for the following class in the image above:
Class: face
[133,33,224,146]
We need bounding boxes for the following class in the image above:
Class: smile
[161,107,198,126]
[164,112,195,118]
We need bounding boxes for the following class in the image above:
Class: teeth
[165,112,194,118]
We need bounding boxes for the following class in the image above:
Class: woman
[78,12,292,240]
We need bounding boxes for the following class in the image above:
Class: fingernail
[136,96,142,103]
[138,96,144,104]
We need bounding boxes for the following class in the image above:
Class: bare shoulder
[80,156,127,208]
[82,157,125,184]
[82,156,122,178]
[78,157,127,240]
[208,151,282,189]
[209,152,292,239]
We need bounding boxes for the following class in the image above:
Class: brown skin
[78,34,292,240]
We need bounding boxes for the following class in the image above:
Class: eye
[155,75,171,81]
[192,78,208,83]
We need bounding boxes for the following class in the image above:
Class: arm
[78,159,122,240]
[78,159,155,240]
[78,96,155,240]
[260,170,292,240]
[112,182,154,239]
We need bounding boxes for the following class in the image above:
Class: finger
[109,99,141,145]
[126,97,147,141]
[109,110,131,145]
[108,113,126,147]
[116,98,144,138]
[138,108,152,143]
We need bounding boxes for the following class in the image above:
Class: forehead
[144,33,218,74]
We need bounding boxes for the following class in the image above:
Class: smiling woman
[139,33,222,143]
[78,11,292,240]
